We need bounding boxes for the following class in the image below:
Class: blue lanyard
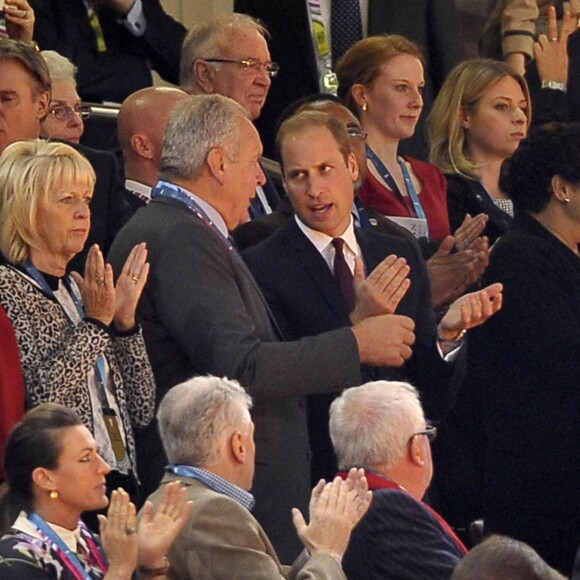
[28,512,105,580]
[365,145,430,239]
[151,181,236,253]
[20,262,111,410]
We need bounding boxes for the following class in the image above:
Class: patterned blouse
[0,265,155,470]
[0,517,107,579]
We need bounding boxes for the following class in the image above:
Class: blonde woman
[429,59,530,244]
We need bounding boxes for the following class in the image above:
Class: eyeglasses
[48,103,91,121]
[202,58,280,78]
[409,425,437,443]
[347,127,368,140]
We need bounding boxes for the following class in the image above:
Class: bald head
[118,86,190,186]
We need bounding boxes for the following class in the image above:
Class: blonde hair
[336,34,425,118]
[428,59,530,179]
[0,140,95,264]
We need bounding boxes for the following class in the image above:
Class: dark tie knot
[331,237,346,253]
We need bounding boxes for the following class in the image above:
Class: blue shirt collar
[167,465,255,511]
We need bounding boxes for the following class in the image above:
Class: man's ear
[193,60,214,94]
[131,134,154,159]
[347,151,359,182]
[230,431,247,464]
[36,90,50,120]
[408,436,425,467]
[206,147,227,184]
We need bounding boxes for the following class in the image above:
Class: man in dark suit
[330,380,467,579]
[234,0,465,159]
[242,111,503,483]
[145,375,371,579]
[0,39,133,271]
[107,94,417,561]
[179,12,282,217]
[29,0,186,104]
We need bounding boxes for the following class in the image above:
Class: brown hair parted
[276,110,353,171]
[0,404,82,535]
[336,35,425,117]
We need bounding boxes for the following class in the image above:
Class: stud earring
[564,197,571,203]
[361,103,368,112]
[50,490,59,500]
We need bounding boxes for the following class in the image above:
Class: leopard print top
[0,265,155,469]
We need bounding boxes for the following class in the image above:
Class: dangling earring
[50,490,59,500]
[361,102,368,112]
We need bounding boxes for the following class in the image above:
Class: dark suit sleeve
[137,0,187,85]
[30,0,185,100]
[426,0,465,91]
[343,491,462,580]
[397,237,462,421]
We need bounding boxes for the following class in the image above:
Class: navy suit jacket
[343,480,465,579]
[243,221,460,482]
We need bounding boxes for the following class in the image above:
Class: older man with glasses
[330,380,468,580]
[179,12,282,220]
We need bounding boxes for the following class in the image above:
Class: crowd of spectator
[0,1,579,578]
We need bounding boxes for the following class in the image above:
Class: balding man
[118,86,189,211]
[108,94,414,560]
[145,375,371,579]
[330,381,468,579]
[180,13,281,219]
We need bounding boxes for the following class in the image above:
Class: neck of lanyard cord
[366,145,429,238]
[151,181,237,253]
[20,262,110,409]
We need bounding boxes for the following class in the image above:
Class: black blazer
[343,488,464,580]
[30,0,186,103]
[244,220,462,483]
[234,0,465,159]
[437,213,580,574]
[445,173,512,245]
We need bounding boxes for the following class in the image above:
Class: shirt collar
[168,465,255,511]
[13,511,83,552]
[294,214,359,256]
[125,179,152,202]
[156,180,229,239]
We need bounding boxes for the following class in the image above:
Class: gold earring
[361,103,368,112]
[50,490,59,500]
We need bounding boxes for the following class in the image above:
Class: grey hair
[160,94,248,181]
[157,375,253,467]
[329,381,424,471]
[179,13,268,94]
[40,51,77,84]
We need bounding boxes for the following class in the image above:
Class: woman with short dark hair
[460,123,580,574]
